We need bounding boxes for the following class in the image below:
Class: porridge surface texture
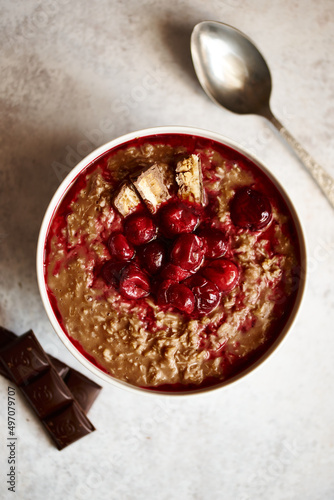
[46,136,300,389]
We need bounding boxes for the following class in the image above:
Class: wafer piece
[175,154,205,205]
[113,181,141,217]
[157,162,176,192]
[131,164,171,213]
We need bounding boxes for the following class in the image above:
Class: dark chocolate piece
[0,328,102,414]
[42,401,95,450]
[65,370,102,413]
[0,327,17,377]
[0,329,96,450]
[0,330,50,385]
[22,367,73,419]
[48,355,70,379]
[0,326,16,349]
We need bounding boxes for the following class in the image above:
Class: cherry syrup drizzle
[44,134,302,391]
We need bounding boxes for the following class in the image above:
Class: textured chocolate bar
[0,330,50,385]
[0,327,101,414]
[0,329,96,450]
[43,401,95,450]
[48,355,70,379]
[64,370,101,413]
[21,367,73,419]
[0,326,16,348]
[0,327,17,377]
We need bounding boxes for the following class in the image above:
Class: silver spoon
[191,20,334,209]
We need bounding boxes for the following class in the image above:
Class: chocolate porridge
[45,134,301,390]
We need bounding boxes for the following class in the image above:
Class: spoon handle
[268,113,334,209]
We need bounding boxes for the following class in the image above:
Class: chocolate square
[0,330,50,385]
[0,326,17,349]
[22,368,73,419]
[65,370,102,413]
[0,327,99,451]
[48,355,70,379]
[0,327,17,377]
[42,401,95,450]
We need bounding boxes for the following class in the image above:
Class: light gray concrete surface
[1,1,334,499]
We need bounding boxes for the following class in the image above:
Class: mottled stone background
[0,1,334,499]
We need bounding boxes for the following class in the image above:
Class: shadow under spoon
[191,20,334,209]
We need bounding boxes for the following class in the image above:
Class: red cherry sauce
[44,134,302,392]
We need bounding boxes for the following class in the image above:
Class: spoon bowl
[191,21,334,208]
[191,21,272,116]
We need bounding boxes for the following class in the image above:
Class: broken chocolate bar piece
[64,370,102,413]
[48,355,70,379]
[0,326,16,377]
[113,181,141,217]
[0,326,16,349]
[43,401,95,450]
[0,330,50,385]
[0,327,17,377]
[131,163,171,213]
[175,154,205,205]
[0,330,96,449]
[22,367,73,419]
[0,327,102,414]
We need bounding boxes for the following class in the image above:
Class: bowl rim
[36,125,307,397]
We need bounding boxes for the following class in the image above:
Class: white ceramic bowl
[37,126,306,396]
